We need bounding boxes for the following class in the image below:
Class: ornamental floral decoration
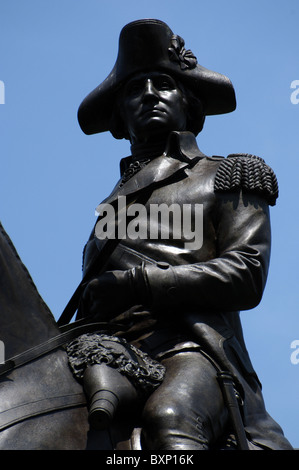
[168,35,198,70]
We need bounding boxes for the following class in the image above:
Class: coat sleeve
[139,189,272,313]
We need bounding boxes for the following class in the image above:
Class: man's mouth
[141,107,166,117]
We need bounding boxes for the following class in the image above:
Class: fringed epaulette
[214,153,279,206]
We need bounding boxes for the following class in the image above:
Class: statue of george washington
[63,19,292,451]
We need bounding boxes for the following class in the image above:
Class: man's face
[120,71,187,144]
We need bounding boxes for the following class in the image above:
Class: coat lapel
[99,155,189,207]
[98,132,205,209]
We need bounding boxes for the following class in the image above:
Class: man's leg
[141,351,229,450]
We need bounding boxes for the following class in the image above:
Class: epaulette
[214,153,279,206]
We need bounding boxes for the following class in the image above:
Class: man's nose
[143,79,158,98]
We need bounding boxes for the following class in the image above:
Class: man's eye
[158,81,172,90]
[126,83,142,95]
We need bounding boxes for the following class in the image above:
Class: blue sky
[0,0,298,448]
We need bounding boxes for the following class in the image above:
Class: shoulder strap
[214,153,279,206]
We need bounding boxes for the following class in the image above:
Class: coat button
[167,287,177,298]
[156,261,170,269]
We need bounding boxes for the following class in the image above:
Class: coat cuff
[131,262,178,309]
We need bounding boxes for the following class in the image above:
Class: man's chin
[138,117,172,136]
[139,128,172,143]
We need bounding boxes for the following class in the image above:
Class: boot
[83,363,138,430]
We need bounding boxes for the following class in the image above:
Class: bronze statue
[63,19,292,450]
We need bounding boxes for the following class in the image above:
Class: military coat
[81,131,291,450]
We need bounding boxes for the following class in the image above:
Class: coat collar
[163,131,206,163]
[120,131,205,174]
[98,132,205,207]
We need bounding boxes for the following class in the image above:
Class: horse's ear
[0,223,58,357]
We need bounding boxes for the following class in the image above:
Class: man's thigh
[142,351,229,449]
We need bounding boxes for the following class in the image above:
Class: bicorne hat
[78,19,236,136]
